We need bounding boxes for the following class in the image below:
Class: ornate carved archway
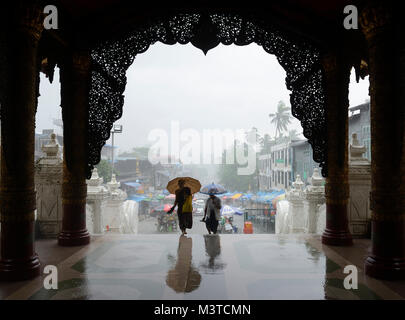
[87,12,327,179]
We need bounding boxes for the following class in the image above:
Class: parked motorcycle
[156,212,178,233]
[224,222,233,233]
[218,216,236,234]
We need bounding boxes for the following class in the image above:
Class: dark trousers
[178,211,193,230]
[205,215,219,234]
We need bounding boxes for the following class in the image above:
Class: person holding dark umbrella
[200,183,226,234]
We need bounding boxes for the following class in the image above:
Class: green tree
[217,142,258,192]
[269,101,292,139]
[95,159,118,183]
[260,133,274,154]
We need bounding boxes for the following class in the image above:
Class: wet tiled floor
[1,234,405,300]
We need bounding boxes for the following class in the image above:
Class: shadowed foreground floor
[1,234,405,300]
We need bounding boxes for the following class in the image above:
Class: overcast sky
[37,43,370,154]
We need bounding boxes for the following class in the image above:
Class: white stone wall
[34,134,63,238]
[276,200,291,234]
[316,204,326,234]
[348,133,372,237]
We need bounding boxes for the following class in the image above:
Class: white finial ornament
[350,133,368,164]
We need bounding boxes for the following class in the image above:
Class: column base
[365,255,405,280]
[365,219,405,280]
[58,229,90,246]
[0,255,41,281]
[322,203,353,246]
[322,228,353,246]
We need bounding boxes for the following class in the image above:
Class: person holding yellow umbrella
[167,177,201,236]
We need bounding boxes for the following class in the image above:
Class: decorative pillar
[360,3,405,279]
[304,168,325,233]
[86,169,109,234]
[58,51,91,246]
[35,133,63,238]
[287,175,305,233]
[104,174,127,233]
[321,51,353,246]
[0,4,43,280]
[348,133,371,238]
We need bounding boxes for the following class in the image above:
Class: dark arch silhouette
[87,12,327,179]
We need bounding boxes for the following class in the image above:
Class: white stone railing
[86,171,138,234]
[276,134,372,236]
[276,169,325,234]
[35,137,138,238]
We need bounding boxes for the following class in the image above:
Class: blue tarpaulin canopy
[124,182,142,188]
[257,190,285,203]
[127,195,146,202]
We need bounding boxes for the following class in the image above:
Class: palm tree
[288,129,299,141]
[269,101,292,140]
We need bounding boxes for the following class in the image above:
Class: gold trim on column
[72,52,91,75]
[360,2,392,40]
[15,3,44,41]
[370,191,405,215]
[321,51,351,206]
[325,181,349,205]
[0,190,36,222]
[61,183,87,200]
[371,212,405,222]
[321,53,338,75]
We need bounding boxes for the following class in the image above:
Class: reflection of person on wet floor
[202,194,221,234]
[168,179,192,235]
[204,234,221,263]
[166,236,201,293]
[201,234,226,271]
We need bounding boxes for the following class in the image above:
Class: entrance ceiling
[55,0,362,49]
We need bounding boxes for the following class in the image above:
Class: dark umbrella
[200,182,227,195]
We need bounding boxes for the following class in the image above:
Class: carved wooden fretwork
[88,13,327,179]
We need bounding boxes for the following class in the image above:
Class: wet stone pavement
[3,233,405,300]
[138,214,245,235]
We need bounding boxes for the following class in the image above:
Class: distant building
[258,154,272,191]
[291,139,321,185]
[258,139,293,191]
[115,155,188,191]
[349,101,371,161]
[258,138,322,191]
[271,140,293,190]
[115,158,153,184]
[257,102,370,191]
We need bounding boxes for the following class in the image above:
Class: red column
[360,3,405,280]
[321,52,353,246]
[0,5,43,280]
[58,51,91,246]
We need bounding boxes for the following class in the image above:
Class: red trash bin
[243,221,253,234]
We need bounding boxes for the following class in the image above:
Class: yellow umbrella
[166,177,201,194]
[231,193,242,199]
